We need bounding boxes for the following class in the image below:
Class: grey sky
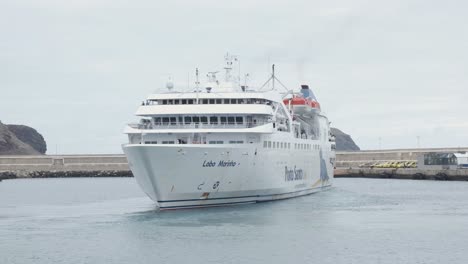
[1,0,467,154]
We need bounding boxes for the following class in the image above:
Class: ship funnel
[300,85,310,98]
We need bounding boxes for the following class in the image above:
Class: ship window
[162,117,170,125]
[178,116,183,124]
[174,100,180,105]
[170,117,176,125]
[216,99,222,104]
[210,116,218,124]
[288,143,291,149]
[263,141,267,148]
[227,117,235,124]
[209,99,215,104]
[192,116,200,124]
[200,116,208,124]
[224,99,230,104]
[168,100,173,104]
[281,142,285,148]
[209,141,216,144]
[162,141,175,144]
[188,99,194,104]
[202,99,208,104]
[268,141,272,148]
[229,140,244,144]
[220,116,227,124]
[182,99,187,104]
[184,116,192,124]
[154,117,161,125]
[235,116,243,124]
[231,99,237,104]
[162,100,167,105]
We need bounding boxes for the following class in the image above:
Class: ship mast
[195,68,200,104]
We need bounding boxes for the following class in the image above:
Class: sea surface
[1,177,467,264]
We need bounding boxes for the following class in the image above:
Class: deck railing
[129,122,270,130]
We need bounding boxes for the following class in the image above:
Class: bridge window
[184,116,192,124]
[192,116,200,124]
[210,116,218,124]
[231,99,237,104]
[235,116,243,124]
[202,99,208,104]
[209,99,215,104]
[224,99,230,104]
[220,117,227,124]
[182,99,187,104]
[170,117,176,125]
[200,116,208,124]
[263,141,268,148]
[227,117,235,124]
[162,117,170,125]
[154,117,161,125]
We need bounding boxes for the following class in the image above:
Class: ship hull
[123,143,334,210]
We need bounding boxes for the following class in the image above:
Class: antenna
[259,64,289,92]
[195,68,200,104]
[272,64,275,90]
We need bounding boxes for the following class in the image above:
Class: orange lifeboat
[283,96,320,112]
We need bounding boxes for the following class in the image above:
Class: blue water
[1,178,467,264]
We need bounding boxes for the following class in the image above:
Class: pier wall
[1,147,468,180]
[0,155,130,179]
[336,147,468,168]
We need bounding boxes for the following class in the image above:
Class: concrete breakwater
[336,147,468,181]
[335,168,468,181]
[1,148,468,180]
[0,155,131,180]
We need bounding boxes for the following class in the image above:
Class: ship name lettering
[217,160,237,167]
[203,160,238,167]
[202,160,216,167]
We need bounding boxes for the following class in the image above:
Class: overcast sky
[1,0,467,154]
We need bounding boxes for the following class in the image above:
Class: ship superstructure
[123,55,336,209]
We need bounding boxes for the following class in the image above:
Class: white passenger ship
[123,55,336,209]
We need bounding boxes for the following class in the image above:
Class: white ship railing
[129,122,270,130]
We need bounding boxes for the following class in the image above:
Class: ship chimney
[300,84,310,98]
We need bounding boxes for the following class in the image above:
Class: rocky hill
[331,128,360,151]
[0,121,47,155]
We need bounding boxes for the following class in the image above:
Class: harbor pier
[1,147,468,181]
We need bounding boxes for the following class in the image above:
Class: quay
[0,155,131,180]
[336,147,468,181]
[1,147,468,181]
